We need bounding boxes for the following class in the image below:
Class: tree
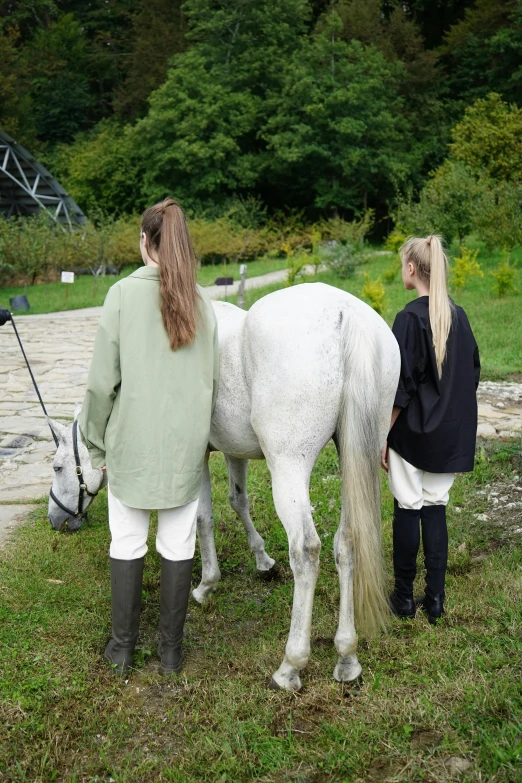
[265,13,413,214]
[27,14,93,144]
[114,0,187,120]
[135,0,311,208]
[397,160,480,246]
[50,119,145,215]
[329,0,450,188]
[441,0,522,105]
[0,28,34,144]
[450,92,522,181]
[383,0,476,50]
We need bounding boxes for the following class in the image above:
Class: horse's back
[243,283,398,454]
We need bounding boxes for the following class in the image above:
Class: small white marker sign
[239,264,247,275]
[61,271,75,284]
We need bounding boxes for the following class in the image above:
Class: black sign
[9,295,30,311]
[215,277,234,286]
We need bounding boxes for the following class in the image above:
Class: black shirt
[387,296,480,473]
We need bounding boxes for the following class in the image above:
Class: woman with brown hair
[79,198,219,676]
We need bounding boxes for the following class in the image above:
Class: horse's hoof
[257,564,280,581]
[268,677,281,691]
[333,659,363,684]
[191,587,209,605]
[340,674,364,696]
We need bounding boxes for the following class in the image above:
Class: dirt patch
[367,757,412,781]
[410,728,443,750]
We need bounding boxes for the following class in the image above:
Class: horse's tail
[339,313,389,636]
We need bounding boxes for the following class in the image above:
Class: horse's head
[47,405,106,532]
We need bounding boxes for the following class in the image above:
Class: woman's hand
[380,442,389,472]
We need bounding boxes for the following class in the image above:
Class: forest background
[1,0,522,229]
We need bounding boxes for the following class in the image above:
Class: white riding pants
[387,449,455,511]
[108,486,199,561]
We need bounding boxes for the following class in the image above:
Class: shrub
[490,257,518,298]
[384,229,405,253]
[320,241,363,279]
[451,247,483,289]
[383,255,402,284]
[361,274,386,315]
[286,253,309,286]
[0,214,63,290]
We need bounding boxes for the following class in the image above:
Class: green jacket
[79,266,219,509]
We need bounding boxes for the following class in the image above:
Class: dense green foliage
[3,0,522,224]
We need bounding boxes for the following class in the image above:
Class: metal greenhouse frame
[0,130,85,229]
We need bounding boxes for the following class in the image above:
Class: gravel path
[1,270,520,538]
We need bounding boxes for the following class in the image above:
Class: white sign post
[61,271,75,303]
[238,263,247,309]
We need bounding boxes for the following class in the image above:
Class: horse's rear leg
[193,453,221,604]
[269,460,320,692]
[225,455,276,576]
[332,436,362,683]
[333,525,362,683]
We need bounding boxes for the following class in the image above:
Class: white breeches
[108,486,199,561]
[388,449,455,510]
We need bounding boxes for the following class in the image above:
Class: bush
[286,254,309,286]
[490,258,518,298]
[383,259,401,284]
[452,246,483,290]
[0,210,375,286]
[384,229,405,253]
[361,274,386,315]
[0,214,64,290]
[320,241,364,279]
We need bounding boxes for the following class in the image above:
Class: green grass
[236,246,522,381]
[1,442,521,782]
[0,256,288,316]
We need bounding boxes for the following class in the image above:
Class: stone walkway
[1,270,521,535]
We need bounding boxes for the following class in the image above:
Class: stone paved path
[1,271,521,516]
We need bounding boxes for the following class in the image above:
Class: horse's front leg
[269,459,320,692]
[332,524,362,683]
[225,455,276,576]
[193,452,221,604]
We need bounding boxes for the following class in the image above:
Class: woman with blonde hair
[381,235,480,624]
[79,198,219,675]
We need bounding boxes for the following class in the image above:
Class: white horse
[48,282,400,691]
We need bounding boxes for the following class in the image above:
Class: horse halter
[49,420,99,522]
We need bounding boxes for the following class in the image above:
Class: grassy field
[0,257,287,316]
[236,246,522,381]
[1,441,521,782]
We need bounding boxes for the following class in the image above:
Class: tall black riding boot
[390,500,421,619]
[158,557,193,675]
[417,504,448,624]
[104,557,144,676]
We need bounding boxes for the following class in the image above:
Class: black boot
[104,557,144,676]
[416,504,448,624]
[390,501,421,619]
[158,557,193,675]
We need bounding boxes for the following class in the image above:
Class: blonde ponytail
[400,235,453,378]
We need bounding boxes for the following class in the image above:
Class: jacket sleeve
[391,310,421,409]
[212,314,220,411]
[78,286,121,468]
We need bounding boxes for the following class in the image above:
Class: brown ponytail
[141,198,199,350]
[400,235,453,378]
